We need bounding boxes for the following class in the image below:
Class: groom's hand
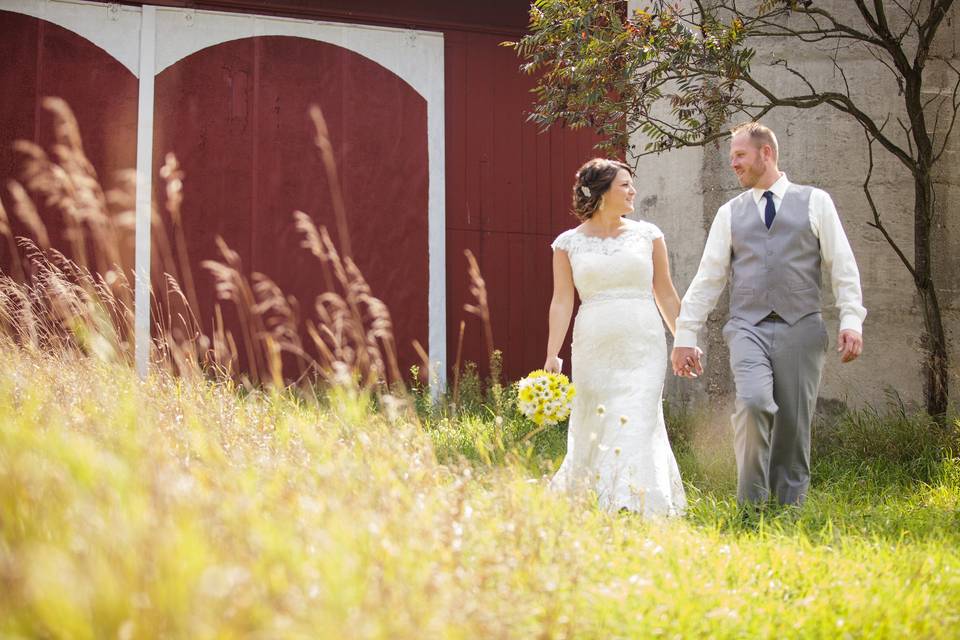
[671,347,703,378]
[837,329,863,363]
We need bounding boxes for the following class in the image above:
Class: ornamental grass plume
[0,97,410,408]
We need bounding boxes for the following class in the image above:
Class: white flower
[494,416,503,427]
[580,185,591,197]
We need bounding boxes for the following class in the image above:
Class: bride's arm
[545,249,575,372]
[651,237,681,336]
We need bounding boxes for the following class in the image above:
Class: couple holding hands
[544,122,866,516]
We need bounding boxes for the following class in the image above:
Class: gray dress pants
[723,313,828,505]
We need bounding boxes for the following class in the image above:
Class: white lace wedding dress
[549,219,686,516]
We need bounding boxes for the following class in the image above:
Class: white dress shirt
[674,173,867,349]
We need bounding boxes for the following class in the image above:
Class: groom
[671,122,867,506]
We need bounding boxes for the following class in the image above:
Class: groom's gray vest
[728,184,822,325]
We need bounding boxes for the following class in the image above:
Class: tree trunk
[914,171,950,420]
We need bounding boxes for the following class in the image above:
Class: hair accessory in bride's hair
[580,185,591,197]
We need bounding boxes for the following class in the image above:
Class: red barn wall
[444,29,600,382]
[1,1,601,385]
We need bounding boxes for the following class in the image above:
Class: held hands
[837,329,863,363]
[670,347,703,378]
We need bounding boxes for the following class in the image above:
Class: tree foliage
[512,0,956,418]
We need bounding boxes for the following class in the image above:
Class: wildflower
[494,415,503,427]
[331,361,352,386]
[381,394,404,422]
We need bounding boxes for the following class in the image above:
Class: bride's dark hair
[571,158,633,221]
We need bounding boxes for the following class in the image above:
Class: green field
[1,347,957,639]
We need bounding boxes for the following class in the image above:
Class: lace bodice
[551,220,664,302]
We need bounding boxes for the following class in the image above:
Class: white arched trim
[1,0,143,75]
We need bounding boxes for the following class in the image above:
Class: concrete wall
[629,0,959,413]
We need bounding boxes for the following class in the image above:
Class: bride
[545,158,688,516]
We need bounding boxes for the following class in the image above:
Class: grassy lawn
[1,348,958,639]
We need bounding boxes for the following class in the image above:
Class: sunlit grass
[2,346,958,638]
[2,96,958,638]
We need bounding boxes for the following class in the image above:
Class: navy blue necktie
[763,191,776,229]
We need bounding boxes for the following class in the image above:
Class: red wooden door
[152,35,429,376]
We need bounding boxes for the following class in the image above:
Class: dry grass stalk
[0,239,130,364]
[463,249,495,367]
[452,319,466,407]
[251,272,309,384]
[411,338,431,386]
[8,98,135,307]
[295,215,402,391]
[201,237,269,384]
[308,105,352,261]
[13,98,126,278]
[0,193,25,282]
[6,180,50,250]
[158,153,201,317]
[0,97,412,403]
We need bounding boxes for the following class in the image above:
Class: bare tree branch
[933,59,960,162]
[852,0,914,76]
[738,71,916,169]
[863,132,918,280]
[920,0,956,57]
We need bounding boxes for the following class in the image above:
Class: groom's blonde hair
[731,122,779,161]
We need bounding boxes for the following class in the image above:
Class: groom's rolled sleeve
[674,205,733,349]
[812,190,867,335]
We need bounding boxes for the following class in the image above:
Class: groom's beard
[738,158,766,188]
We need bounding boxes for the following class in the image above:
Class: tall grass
[1,99,959,637]
[1,347,958,638]
[1,98,408,400]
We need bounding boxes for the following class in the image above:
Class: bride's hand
[670,347,703,378]
[544,355,562,373]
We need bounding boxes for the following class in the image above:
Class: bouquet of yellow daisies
[516,370,576,426]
